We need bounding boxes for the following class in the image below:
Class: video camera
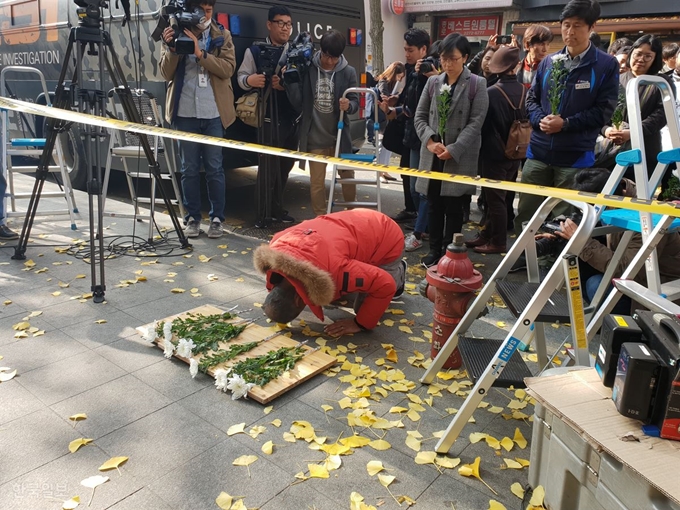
[282,32,313,84]
[419,56,440,75]
[534,211,583,257]
[151,0,206,55]
[253,42,285,78]
[73,0,108,28]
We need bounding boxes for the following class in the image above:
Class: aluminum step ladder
[419,197,598,453]
[101,88,184,241]
[327,87,381,213]
[1,66,79,229]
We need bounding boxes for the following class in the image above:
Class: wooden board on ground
[137,305,336,404]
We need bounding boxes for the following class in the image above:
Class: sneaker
[0,225,18,240]
[275,213,295,223]
[391,209,418,223]
[393,259,408,299]
[421,251,441,268]
[207,219,224,239]
[404,233,423,252]
[184,219,201,238]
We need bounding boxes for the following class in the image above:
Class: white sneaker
[207,219,224,239]
[404,233,422,252]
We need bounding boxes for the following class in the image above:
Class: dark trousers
[427,179,465,255]
[400,151,416,212]
[480,158,520,246]
[257,120,300,219]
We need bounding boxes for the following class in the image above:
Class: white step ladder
[327,87,381,213]
[1,66,79,229]
[420,197,598,452]
[101,88,184,241]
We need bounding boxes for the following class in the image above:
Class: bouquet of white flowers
[547,54,569,116]
[437,82,453,140]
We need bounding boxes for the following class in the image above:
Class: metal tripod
[255,78,283,227]
[11,6,191,303]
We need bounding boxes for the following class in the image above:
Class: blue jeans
[174,116,225,223]
[410,149,428,234]
[585,274,631,315]
[0,170,6,225]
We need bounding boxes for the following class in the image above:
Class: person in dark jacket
[514,0,619,233]
[466,46,524,254]
[285,30,359,216]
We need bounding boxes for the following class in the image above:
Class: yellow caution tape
[566,259,588,350]
[2,95,679,217]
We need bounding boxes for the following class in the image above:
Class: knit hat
[489,46,520,74]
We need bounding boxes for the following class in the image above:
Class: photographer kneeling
[554,168,680,313]
[160,0,236,239]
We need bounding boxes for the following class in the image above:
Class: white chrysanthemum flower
[175,338,196,358]
[226,374,254,400]
[141,321,157,343]
[440,83,452,95]
[162,337,175,359]
[214,368,230,392]
[189,358,199,378]
[552,53,568,62]
[163,320,173,342]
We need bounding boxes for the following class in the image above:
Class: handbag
[381,116,405,155]
[235,91,261,128]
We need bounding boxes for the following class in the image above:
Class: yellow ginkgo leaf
[263,405,273,415]
[198,254,212,262]
[261,440,274,455]
[435,456,461,469]
[325,454,342,472]
[248,425,266,439]
[405,434,421,452]
[282,432,296,442]
[415,451,437,465]
[530,485,545,507]
[231,500,247,510]
[469,432,487,444]
[321,404,334,412]
[385,348,398,363]
[398,325,413,334]
[510,482,525,499]
[341,435,371,448]
[62,495,80,510]
[52,291,62,296]
[488,406,504,414]
[12,321,30,331]
[0,368,17,382]
[215,492,233,510]
[68,438,93,453]
[271,418,282,428]
[94,320,107,324]
[366,460,384,476]
[503,458,523,469]
[515,457,530,467]
[368,439,391,451]
[170,288,185,294]
[80,475,109,506]
[513,428,528,449]
[507,399,527,410]
[308,463,330,479]
[24,259,36,268]
[500,437,514,452]
[69,413,87,423]
[378,473,395,487]
[99,456,128,472]
[227,423,246,436]
[488,500,507,510]
[514,388,527,400]
[233,454,258,477]
[485,435,501,450]
[458,457,497,495]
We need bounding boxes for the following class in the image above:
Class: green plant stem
[228,346,306,387]
[198,341,260,372]
[157,313,247,354]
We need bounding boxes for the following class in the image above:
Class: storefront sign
[405,0,514,13]
[438,15,499,38]
[387,0,405,15]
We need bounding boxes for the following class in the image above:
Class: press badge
[198,68,208,88]
[575,80,591,90]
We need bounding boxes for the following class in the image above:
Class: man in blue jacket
[514,0,619,233]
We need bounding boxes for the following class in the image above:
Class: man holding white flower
[514,0,619,233]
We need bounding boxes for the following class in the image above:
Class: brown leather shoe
[464,234,488,248]
[473,243,506,254]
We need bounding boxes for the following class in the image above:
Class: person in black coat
[465,46,525,253]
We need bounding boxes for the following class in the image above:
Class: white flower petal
[214,369,230,391]
[141,321,158,343]
[163,320,173,342]
[226,374,254,400]
[162,338,175,359]
[189,358,199,378]
[175,338,196,358]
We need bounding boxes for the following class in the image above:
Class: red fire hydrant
[420,233,483,368]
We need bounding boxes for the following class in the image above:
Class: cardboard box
[525,368,680,506]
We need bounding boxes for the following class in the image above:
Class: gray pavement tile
[0,329,89,374]
[259,482,345,510]
[50,374,173,439]
[17,350,127,406]
[0,408,76,485]
[414,471,516,510]
[39,299,123,330]
[61,309,145,349]
[0,443,144,510]
[149,439,291,510]
[106,487,175,510]
[1,282,84,310]
[94,403,224,484]
[0,379,45,425]
[93,335,164,373]
[131,355,212,402]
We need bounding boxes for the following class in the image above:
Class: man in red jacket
[254,209,406,336]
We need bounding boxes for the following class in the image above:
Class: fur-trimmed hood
[254,245,335,318]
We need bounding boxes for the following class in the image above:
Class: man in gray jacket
[285,29,359,216]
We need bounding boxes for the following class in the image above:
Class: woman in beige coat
[414,33,489,267]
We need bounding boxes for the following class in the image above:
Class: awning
[512,16,680,35]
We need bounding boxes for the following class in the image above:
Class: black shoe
[254,218,271,229]
[462,209,470,224]
[391,209,418,223]
[421,251,441,268]
[274,213,295,223]
[0,225,18,240]
[393,260,408,299]
[508,254,527,273]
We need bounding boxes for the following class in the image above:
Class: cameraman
[160,0,236,239]
[237,6,300,225]
[284,29,359,216]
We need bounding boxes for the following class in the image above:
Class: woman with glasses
[413,33,489,267]
[601,35,674,189]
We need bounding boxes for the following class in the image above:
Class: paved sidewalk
[0,175,540,510]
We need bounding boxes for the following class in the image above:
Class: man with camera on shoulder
[160,0,236,239]
[237,6,301,226]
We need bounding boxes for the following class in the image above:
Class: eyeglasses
[631,52,654,62]
[321,51,340,61]
[271,20,293,29]
[440,55,464,64]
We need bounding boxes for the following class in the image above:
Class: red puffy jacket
[253,210,404,329]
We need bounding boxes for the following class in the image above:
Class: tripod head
[74,0,108,28]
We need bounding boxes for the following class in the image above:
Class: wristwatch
[201,49,207,60]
